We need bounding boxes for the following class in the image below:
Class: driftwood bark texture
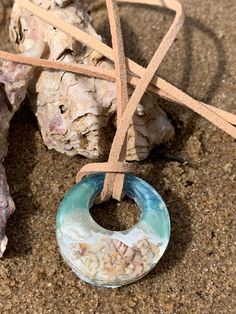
[0,0,174,256]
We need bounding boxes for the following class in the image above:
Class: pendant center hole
[90,196,141,231]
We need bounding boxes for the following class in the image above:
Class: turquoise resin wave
[56,173,170,288]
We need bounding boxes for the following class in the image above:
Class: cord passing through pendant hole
[90,196,140,231]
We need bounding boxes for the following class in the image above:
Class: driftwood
[0,0,174,256]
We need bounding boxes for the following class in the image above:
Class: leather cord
[1,50,235,127]
[12,0,235,137]
[0,0,235,202]
[1,50,234,127]
[100,0,129,201]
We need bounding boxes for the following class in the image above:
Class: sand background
[0,0,235,313]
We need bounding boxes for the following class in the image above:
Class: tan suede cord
[100,0,129,201]
[0,0,235,202]
[2,50,234,126]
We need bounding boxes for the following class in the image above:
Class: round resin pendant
[56,173,170,288]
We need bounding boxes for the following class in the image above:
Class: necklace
[0,0,235,287]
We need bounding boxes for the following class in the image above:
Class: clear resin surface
[56,173,170,288]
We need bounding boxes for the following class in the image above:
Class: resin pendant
[56,173,170,288]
